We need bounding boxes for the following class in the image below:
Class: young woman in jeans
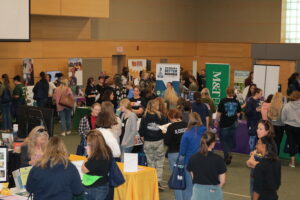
[0,74,12,130]
[53,78,74,136]
[82,130,113,200]
[187,132,226,200]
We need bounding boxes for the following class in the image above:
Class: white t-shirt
[97,128,121,158]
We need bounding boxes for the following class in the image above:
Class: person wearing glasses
[20,126,49,167]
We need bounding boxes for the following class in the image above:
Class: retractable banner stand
[155,63,180,96]
[68,58,84,96]
[205,63,230,106]
[128,59,147,79]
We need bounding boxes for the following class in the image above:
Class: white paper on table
[124,153,138,172]
[71,160,84,179]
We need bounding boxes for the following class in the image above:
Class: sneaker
[66,131,71,135]
[61,132,66,136]
[289,162,295,168]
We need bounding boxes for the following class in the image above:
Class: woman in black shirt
[81,130,113,200]
[85,77,98,106]
[187,132,226,200]
[253,136,281,200]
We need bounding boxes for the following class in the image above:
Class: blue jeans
[220,122,237,159]
[84,182,109,200]
[249,136,257,152]
[192,184,223,200]
[58,108,72,132]
[36,98,48,107]
[1,103,12,130]
[121,146,133,162]
[183,167,193,200]
[168,152,184,200]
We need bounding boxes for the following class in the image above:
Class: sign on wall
[128,59,147,79]
[155,63,180,96]
[22,58,34,86]
[68,58,84,96]
[234,70,250,91]
[206,63,230,106]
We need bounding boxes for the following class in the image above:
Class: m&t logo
[212,72,221,105]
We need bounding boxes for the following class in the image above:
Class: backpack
[1,87,12,103]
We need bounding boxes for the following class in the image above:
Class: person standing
[0,74,12,130]
[192,92,209,129]
[12,75,25,119]
[188,76,199,92]
[261,95,273,120]
[201,88,216,126]
[164,82,179,110]
[215,87,241,165]
[130,86,147,118]
[85,77,98,107]
[245,88,263,151]
[46,74,56,108]
[33,72,49,107]
[244,72,253,87]
[164,108,187,200]
[281,91,300,168]
[287,72,300,96]
[53,79,74,136]
[187,132,226,200]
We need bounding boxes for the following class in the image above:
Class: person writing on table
[187,131,226,200]
[81,130,113,200]
[20,126,49,167]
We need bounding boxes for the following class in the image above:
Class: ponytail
[199,132,216,156]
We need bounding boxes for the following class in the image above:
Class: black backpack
[1,87,12,104]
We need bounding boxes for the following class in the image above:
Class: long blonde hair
[144,99,161,118]
[268,92,283,120]
[36,136,69,169]
[23,126,49,158]
[201,88,211,98]
[164,85,179,107]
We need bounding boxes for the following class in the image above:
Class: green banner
[205,63,230,107]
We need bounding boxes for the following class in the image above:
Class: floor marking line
[223,191,251,199]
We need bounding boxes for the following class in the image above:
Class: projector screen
[0,0,30,41]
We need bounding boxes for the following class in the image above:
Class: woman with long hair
[20,126,49,167]
[164,82,179,109]
[85,77,98,106]
[188,76,199,92]
[187,132,226,200]
[281,91,300,168]
[177,98,192,124]
[53,78,74,136]
[139,99,168,190]
[268,92,285,155]
[0,74,12,130]
[156,97,168,117]
[26,137,83,199]
[287,72,300,96]
[164,108,187,199]
[82,130,113,200]
[96,101,121,159]
[179,112,207,200]
[144,83,157,105]
[99,89,117,111]
[119,99,138,157]
[192,92,210,129]
[244,72,253,87]
[253,136,281,200]
[245,83,257,102]
[201,88,216,117]
[261,94,273,120]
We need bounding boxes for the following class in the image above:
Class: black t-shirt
[164,121,187,153]
[187,152,227,185]
[130,97,147,118]
[253,158,281,200]
[85,85,98,106]
[218,98,241,128]
[139,113,168,141]
[85,157,112,187]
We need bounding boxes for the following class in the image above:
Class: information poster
[128,59,147,78]
[234,70,249,91]
[205,63,230,106]
[155,63,180,96]
[22,58,34,86]
[0,147,7,183]
[68,58,84,96]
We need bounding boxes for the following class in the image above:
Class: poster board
[22,59,34,86]
[0,146,8,183]
[155,63,180,96]
[68,58,84,97]
[128,59,147,79]
[205,63,230,106]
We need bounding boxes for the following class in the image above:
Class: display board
[128,59,147,79]
[205,63,230,106]
[155,63,180,96]
[0,0,30,41]
[253,65,280,98]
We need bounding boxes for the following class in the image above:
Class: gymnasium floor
[58,127,300,200]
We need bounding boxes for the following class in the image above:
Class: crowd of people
[1,67,300,200]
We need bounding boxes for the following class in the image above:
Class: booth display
[22,59,34,86]
[128,59,147,79]
[155,63,180,96]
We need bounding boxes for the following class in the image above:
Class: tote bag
[168,156,186,190]
[59,88,74,108]
[109,159,125,187]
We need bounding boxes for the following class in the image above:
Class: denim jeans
[219,122,237,159]
[168,152,184,200]
[249,136,257,152]
[84,182,109,200]
[36,98,48,107]
[1,103,12,130]
[121,146,133,162]
[183,167,193,200]
[58,108,72,132]
[191,184,223,200]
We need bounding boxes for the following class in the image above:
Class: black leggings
[285,124,300,157]
[273,126,285,155]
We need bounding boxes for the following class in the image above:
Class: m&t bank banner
[155,63,180,96]
[205,63,230,106]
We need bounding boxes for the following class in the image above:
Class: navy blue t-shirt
[26,162,83,200]
[192,102,209,126]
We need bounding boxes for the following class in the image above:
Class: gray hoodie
[281,101,300,127]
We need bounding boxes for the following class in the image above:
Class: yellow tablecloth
[69,154,159,200]
[114,163,159,200]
